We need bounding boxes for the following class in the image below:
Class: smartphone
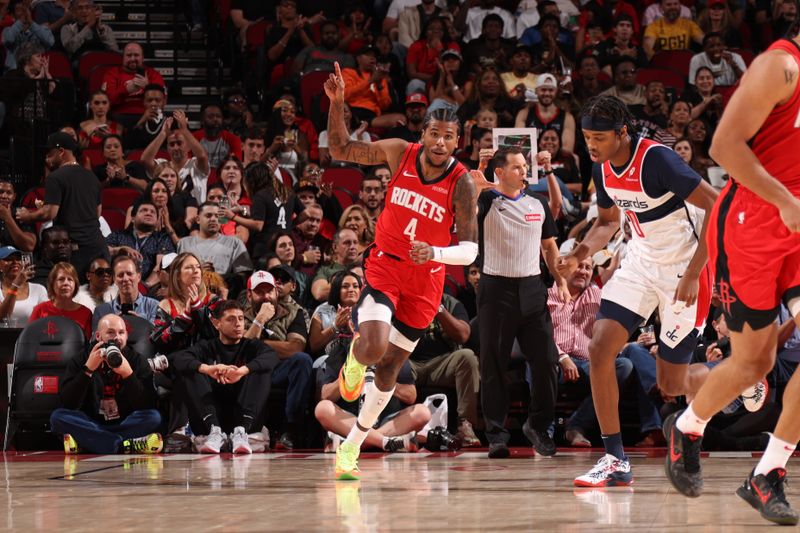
[120,303,134,315]
[21,252,32,269]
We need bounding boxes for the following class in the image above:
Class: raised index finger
[334,61,342,79]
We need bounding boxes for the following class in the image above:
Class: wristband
[558,354,570,363]
[543,169,555,175]
[83,364,94,376]
[252,320,264,330]
[6,289,17,297]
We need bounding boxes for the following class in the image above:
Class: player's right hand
[324,62,345,104]
[779,197,800,233]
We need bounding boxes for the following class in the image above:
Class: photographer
[50,314,162,454]
[171,300,279,454]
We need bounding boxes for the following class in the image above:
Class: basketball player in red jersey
[664,35,800,525]
[323,63,480,480]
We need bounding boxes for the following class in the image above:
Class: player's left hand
[409,240,434,264]
[469,169,496,192]
[673,272,699,308]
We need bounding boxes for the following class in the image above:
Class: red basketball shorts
[358,247,445,334]
[707,181,800,331]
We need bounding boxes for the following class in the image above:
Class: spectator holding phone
[101,42,166,128]
[92,254,159,330]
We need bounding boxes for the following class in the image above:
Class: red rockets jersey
[750,39,800,195]
[375,143,466,262]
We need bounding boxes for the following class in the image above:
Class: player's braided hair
[581,95,638,136]
[422,108,461,131]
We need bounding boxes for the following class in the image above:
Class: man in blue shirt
[93,255,159,330]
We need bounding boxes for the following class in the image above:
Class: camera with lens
[422,426,462,452]
[103,340,124,369]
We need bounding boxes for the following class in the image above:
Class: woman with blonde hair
[126,162,199,233]
[339,204,375,254]
[30,262,92,339]
[150,252,223,354]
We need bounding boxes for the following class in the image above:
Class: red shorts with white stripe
[356,247,445,334]
[707,180,800,332]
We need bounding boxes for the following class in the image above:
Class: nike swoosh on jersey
[430,266,443,274]
[402,170,417,177]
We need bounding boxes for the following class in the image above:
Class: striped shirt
[547,284,602,361]
[477,190,557,278]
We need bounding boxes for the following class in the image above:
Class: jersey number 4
[403,218,418,241]
[624,210,645,238]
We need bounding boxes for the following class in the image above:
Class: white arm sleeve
[431,241,478,266]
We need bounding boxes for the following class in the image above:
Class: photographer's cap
[248,271,276,290]
[0,246,22,259]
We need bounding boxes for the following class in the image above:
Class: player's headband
[581,116,623,132]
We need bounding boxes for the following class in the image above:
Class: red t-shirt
[101,66,166,115]
[406,41,460,78]
[30,301,93,340]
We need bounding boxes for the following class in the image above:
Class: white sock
[676,403,709,436]
[344,385,395,448]
[754,433,796,476]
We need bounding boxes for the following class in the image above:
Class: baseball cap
[269,264,296,282]
[248,270,276,290]
[160,252,178,270]
[44,132,78,152]
[0,246,22,260]
[440,48,462,61]
[355,45,377,56]
[536,73,558,90]
[405,93,428,106]
[512,43,532,57]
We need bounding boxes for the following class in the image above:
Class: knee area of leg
[414,405,432,425]
[615,358,634,379]
[290,352,313,368]
[354,337,388,363]
[657,377,685,397]
[314,400,334,420]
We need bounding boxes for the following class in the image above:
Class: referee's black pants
[478,274,558,445]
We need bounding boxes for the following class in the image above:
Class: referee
[477,146,570,459]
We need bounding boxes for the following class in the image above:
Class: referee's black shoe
[523,420,556,456]
[488,442,510,459]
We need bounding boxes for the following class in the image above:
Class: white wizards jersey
[593,137,703,265]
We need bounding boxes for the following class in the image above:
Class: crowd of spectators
[0,0,795,454]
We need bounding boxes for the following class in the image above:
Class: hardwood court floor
[0,448,792,531]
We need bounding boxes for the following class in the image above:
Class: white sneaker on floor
[248,426,270,453]
[199,425,226,454]
[231,426,252,454]
[741,379,768,412]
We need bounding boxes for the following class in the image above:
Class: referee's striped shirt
[477,189,557,278]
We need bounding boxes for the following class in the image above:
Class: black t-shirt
[594,40,647,70]
[92,161,149,186]
[250,189,300,259]
[44,164,103,245]
[0,216,36,249]
[264,24,307,64]
[411,298,470,361]
[629,104,669,141]
[323,352,414,417]
[230,0,277,21]
[385,125,422,143]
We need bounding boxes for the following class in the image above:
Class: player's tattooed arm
[323,62,406,167]
[453,173,479,243]
[786,68,797,85]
